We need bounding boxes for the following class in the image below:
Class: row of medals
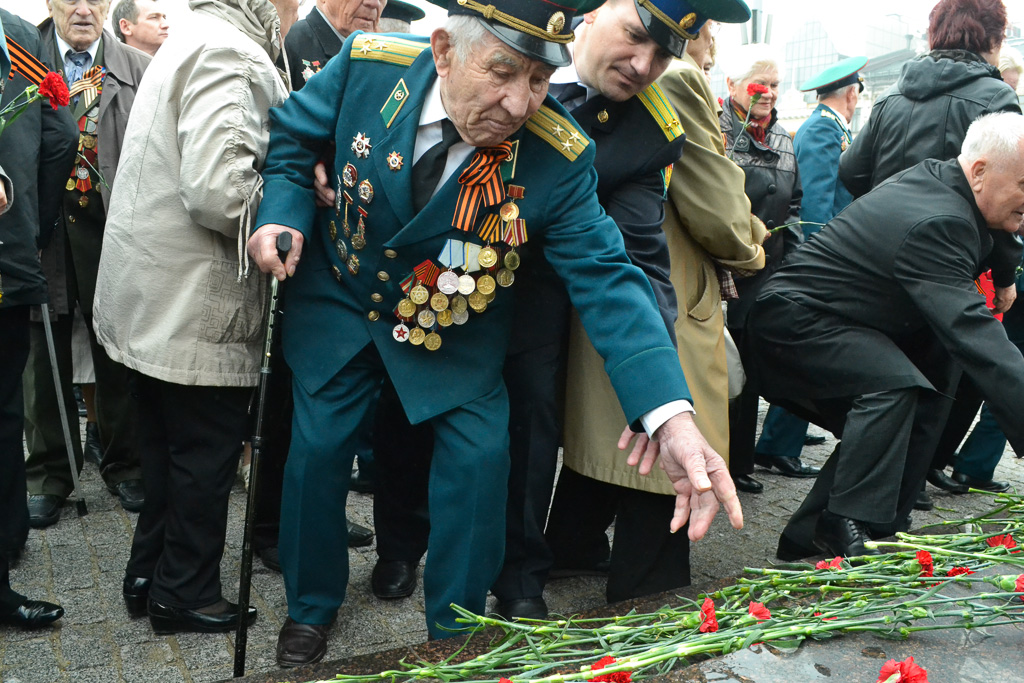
[394,244,521,351]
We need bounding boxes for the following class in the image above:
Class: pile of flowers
[315,492,1024,683]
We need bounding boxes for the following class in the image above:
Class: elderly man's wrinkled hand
[246,224,304,281]
[993,284,1017,314]
[313,161,335,209]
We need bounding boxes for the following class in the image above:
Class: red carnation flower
[916,550,934,578]
[986,534,1019,552]
[589,655,631,683]
[877,656,929,683]
[699,597,719,633]
[717,96,724,106]
[748,602,771,621]
[816,556,843,570]
[500,679,513,683]
[814,611,838,621]
[1015,575,1024,602]
[38,71,70,110]
[746,82,770,97]
[946,566,974,577]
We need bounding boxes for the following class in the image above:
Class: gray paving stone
[55,588,107,625]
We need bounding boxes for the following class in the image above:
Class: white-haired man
[247,0,743,667]
[746,111,1024,561]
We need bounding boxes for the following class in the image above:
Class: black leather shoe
[277,618,331,668]
[733,474,764,493]
[804,434,827,446]
[148,599,256,634]
[371,560,417,599]
[27,494,63,529]
[347,520,374,548]
[926,469,970,494]
[493,596,548,620]
[123,576,151,618]
[108,479,145,513]
[349,468,375,494]
[754,454,821,478]
[776,533,820,561]
[0,599,64,629]
[952,471,1011,493]
[913,488,934,511]
[257,546,281,573]
[549,558,611,579]
[84,422,103,467]
[813,510,882,559]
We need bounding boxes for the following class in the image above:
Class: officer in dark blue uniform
[247,0,743,667]
[752,56,865,476]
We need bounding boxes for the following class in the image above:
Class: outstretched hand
[618,412,743,541]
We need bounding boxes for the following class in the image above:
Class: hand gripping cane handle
[233,230,291,677]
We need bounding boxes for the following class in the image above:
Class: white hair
[818,83,858,103]
[961,112,1024,167]
[720,43,784,84]
[444,15,492,63]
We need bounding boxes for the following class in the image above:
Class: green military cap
[800,55,868,95]
[634,0,750,59]
[382,0,427,23]
[426,0,604,67]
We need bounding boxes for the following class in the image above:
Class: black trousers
[1,307,31,611]
[125,373,251,609]
[726,326,757,477]
[545,465,690,604]
[930,374,983,471]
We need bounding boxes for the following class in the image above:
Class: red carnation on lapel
[38,72,70,109]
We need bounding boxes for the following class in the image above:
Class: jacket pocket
[198,259,268,344]
[686,260,721,322]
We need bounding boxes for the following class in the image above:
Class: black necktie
[412,119,461,213]
[555,82,586,106]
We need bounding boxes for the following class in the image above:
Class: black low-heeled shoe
[148,599,257,634]
[0,599,64,629]
[733,474,764,494]
[123,576,151,618]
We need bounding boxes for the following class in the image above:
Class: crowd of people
[1,0,1022,675]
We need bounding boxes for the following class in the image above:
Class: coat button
[370,293,383,302]
[766,220,776,228]
[377,271,390,282]
[767,184,777,194]
[68,215,76,223]
[368,310,380,321]
[384,249,398,259]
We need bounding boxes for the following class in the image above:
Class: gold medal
[437,309,453,327]
[397,298,417,318]
[499,202,519,222]
[410,284,430,305]
[430,292,449,312]
[424,332,442,351]
[352,232,366,250]
[478,246,498,269]
[329,220,337,241]
[496,268,515,287]
[409,327,426,345]
[468,291,487,312]
[451,294,468,315]
[504,250,521,270]
[476,274,496,295]
[417,309,436,328]
[457,274,476,296]
[66,179,76,191]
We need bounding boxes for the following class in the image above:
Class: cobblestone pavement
[2,410,1022,682]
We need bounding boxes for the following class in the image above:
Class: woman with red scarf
[718,44,803,495]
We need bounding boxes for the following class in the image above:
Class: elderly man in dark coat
[746,112,1024,560]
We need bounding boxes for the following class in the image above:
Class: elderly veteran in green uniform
[748,57,867,480]
[247,0,743,666]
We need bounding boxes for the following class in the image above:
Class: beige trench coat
[562,55,766,494]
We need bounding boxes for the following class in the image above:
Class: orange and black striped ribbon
[451,142,513,232]
[413,260,440,287]
[7,37,48,86]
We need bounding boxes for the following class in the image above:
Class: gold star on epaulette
[552,124,564,136]
[561,138,573,151]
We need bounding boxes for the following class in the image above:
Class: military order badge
[387,151,404,171]
[351,132,372,158]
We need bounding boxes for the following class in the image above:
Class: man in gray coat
[23,0,150,527]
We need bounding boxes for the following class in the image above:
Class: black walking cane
[234,231,291,678]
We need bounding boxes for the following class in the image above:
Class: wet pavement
[2,407,1022,682]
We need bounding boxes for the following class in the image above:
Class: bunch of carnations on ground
[316,492,1024,683]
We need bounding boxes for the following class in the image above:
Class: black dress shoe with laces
[733,474,764,493]
[1,599,64,629]
[277,618,332,668]
[814,510,882,559]
[123,576,151,618]
[107,479,145,512]
[952,471,1011,493]
[493,597,548,620]
[148,599,256,634]
[27,494,63,529]
[347,520,374,547]
[926,469,970,494]
[371,560,417,598]
[754,454,821,478]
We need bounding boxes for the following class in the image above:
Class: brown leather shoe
[277,618,331,668]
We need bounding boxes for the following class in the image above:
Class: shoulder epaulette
[819,108,843,125]
[524,105,589,161]
[637,83,684,141]
[351,34,428,67]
